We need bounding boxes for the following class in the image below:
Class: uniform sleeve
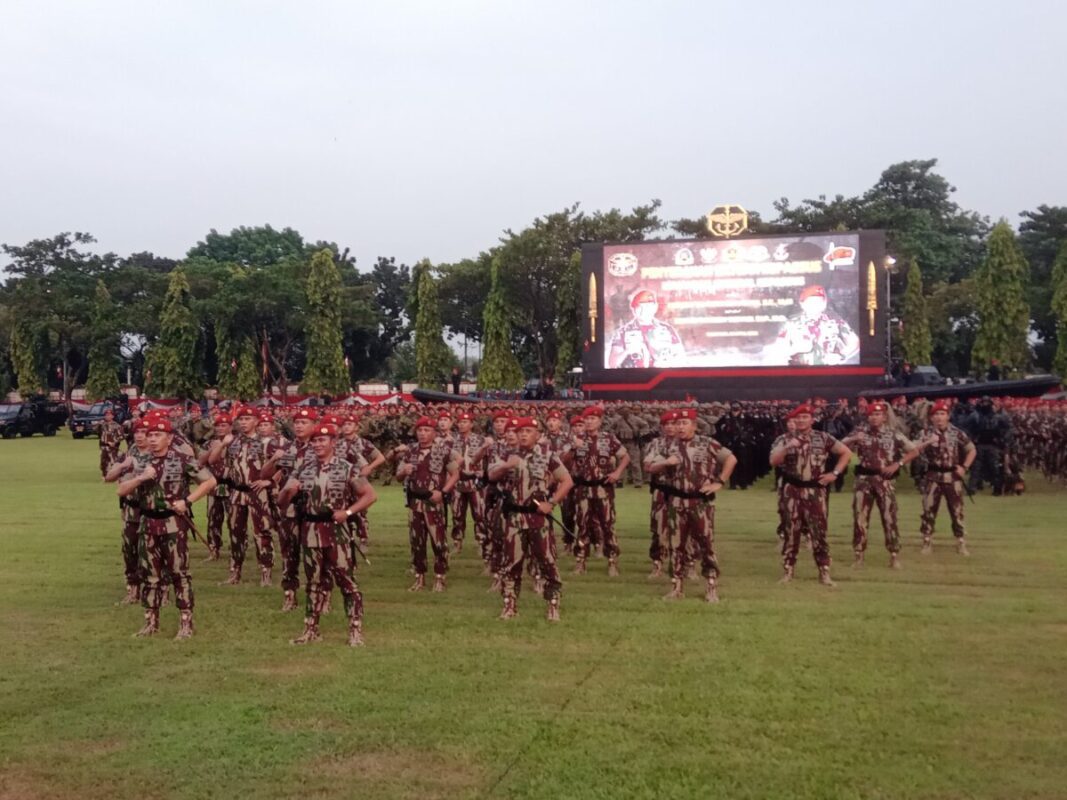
[610,434,626,459]
[712,441,734,465]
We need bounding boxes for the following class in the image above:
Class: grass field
[1,433,1065,800]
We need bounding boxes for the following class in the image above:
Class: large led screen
[601,234,863,369]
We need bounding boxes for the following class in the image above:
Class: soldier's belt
[302,511,335,523]
[405,487,434,507]
[854,465,894,478]
[218,477,235,488]
[503,499,542,516]
[460,472,480,480]
[782,474,824,489]
[230,482,254,492]
[924,467,956,475]
[573,478,610,487]
[657,485,716,501]
[142,508,175,520]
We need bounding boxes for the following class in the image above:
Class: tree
[437,255,492,343]
[147,267,202,399]
[85,281,122,401]
[1018,205,1067,368]
[478,258,525,390]
[1050,242,1067,378]
[217,331,262,401]
[412,260,452,388]
[900,260,932,366]
[301,249,349,396]
[10,311,46,396]
[186,225,306,267]
[554,251,582,374]
[972,222,1031,375]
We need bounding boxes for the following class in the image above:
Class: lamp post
[884,255,897,374]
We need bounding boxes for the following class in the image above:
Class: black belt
[217,477,235,488]
[925,467,956,475]
[302,511,335,523]
[231,482,253,492]
[503,499,542,516]
[574,478,609,487]
[142,508,175,520]
[460,472,479,480]
[782,474,823,489]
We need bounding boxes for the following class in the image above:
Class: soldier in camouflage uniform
[279,421,377,646]
[841,402,919,568]
[489,416,574,620]
[339,412,385,549]
[559,414,585,552]
[98,408,125,477]
[769,404,852,585]
[642,409,679,579]
[272,406,320,611]
[116,415,217,639]
[188,404,214,454]
[396,416,460,592]
[483,410,515,581]
[450,410,491,555]
[564,406,629,576]
[648,408,737,602]
[918,399,977,555]
[615,408,646,488]
[199,411,232,561]
[104,418,154,604]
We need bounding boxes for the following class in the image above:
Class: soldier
[969,396,1010,495]
[278,422,377,646]
[769,403,852,585]
[98,408,125,477]
[104,418,153,604]
[116,416,217,639]
[483,409,515,580]
[188,404,214,453]
[273,406,320,611]
[338,413,385,549]
[207,405,279,586]
[649,407,737,601]
[918,399,977,555]
[841,401,919,569]
[490,416,573,620]
[642,409,678,578]
[395,416,460,592]
[615,408,646,488]
[199,411,232,561]
[450,410,490,554]
[565,406,629,576]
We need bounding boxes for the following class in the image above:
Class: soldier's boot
[134,608,159,638]
[704,577,720,604]
[118,584,139,605]
[546,597,561,622]
[259,566,272,587]
[852,550,864,568]
[408,574,426,592]
[607,557,620,577]
[818,566,835,587]
[778,565,795,584]
[291,617,322,645]
[573,558,587,575]
[452,538,463,554]
[487,573,502,593]
[533,575,545,595]
[219,568,241,586]
[956,538,970,557]
[499,596,517,620]
[432,574,446,593]
[322,593,332,614]
[889,552,902,570]
[648,560,663,579]
[347,616,365,647]
[202,547,220,562]
[663,577,684,600]
[921,538,933,555]
[280,590,297,612]
[174,609,194,641]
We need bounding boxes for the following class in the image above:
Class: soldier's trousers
[302,542,362,620]
[920,479,967,541]
[450,489,485,547]
[623,442,644,486]
[669,501,719,579]
[501,522,561,603]
[227,495,274,572]
[560,492,577,550]
[484,492,504,570]
[775,483,788,541]
[969,445,1003,494]
[780,486,831,568]
[278,517,301,591]
[139,525,193,611]
[852,477,899,553]
[648,493,669,563]
[121,513,142,586]
[408,500,449,577]
[206,494,228,553]
[575,488,619,561]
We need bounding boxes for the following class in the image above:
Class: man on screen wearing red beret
[772,284,860,366]
[606,289,685,369]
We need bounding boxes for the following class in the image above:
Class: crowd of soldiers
[95,393,1067,645]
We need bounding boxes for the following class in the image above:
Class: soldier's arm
[104,456,134,483]
[183,467,218,506]
[277,477,301,508]
[117,465,156,497]
[341,476,377,520]
[829,439,852,475]
[441,454,461,495]
[607,441,630,482]
[206,437,227,465]
[712,444,737,488]
[363,447,386,475]
[545,464,574,510]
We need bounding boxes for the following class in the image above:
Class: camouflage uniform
[204,449,229,559]
[644,432,673,573]
[273,437,312,604]
[221,432,275,582]
[99,420,125,476]
[451,430,488,552]
[776,430,840,572]
[399,439,459,588]
[569,429,626,573]
[483,438,515,574]
[118,443,154,597]
[842,425,914,559]
[338,435,379,546]
[918,425,975,548]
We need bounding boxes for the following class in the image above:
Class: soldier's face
[572,422,585,437]
[547,418,561,433]
[293,418,314,440]
[342,421,357,436]
[416,426,436,445]
[215,422,231,437]
[236,415,256,434]
[793,413,813,432]
[868,409,886,427]
[932,410,949,428]
[505,430,518,446]
[147,430,171,455]
[584,416,602,433]
[676,418,696,439]
[438,419,452,433]
[518,427,539,448]
[311,435,334,459]
[493,419,508,436]
[634,301,657,324]
[457,419,472,434]
[133,430,147,448]
[801,296,826,318]
[256,421,273,436]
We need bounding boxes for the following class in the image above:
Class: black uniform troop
[99,395,1065,643]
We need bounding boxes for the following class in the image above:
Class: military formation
[99,394,1067,645]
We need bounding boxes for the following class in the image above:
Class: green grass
[1,433,1065,800]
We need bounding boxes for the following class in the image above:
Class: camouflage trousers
[139,522,193,611]
[560,492,577,550]
[501,521,561,604]
[575,488,619,561]
[852,476,900,554]
[484,492,505,570]
[622,442,644,486]
[780,486,831,568]
[668,501,719,579]
[278,517,302,591]
[648,493,669,563]
[302,542,362,620]
[450,488,485,548]
[99,447,119,478]
[408,500,449,577]
[121,515,142,586]
[775,477,788,541]
[206,494,228,553]
[226,493,275,573]
[920,479,967,541]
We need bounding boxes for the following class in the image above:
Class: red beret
[629,289,657,309]
[931,400,952,414]
[133,418,153,432]
[437,410,452,419]
[659,410,677,424]
[257,412,274,422]
[546,409,563,419]
[321,414,343,427]
[786,404,814,419]
[149,418,173,433]
[569,415,584,425]
[456,411,474,421]
[492,410,511,421]
[235,405,258,419]
[293,407,320,421]
[414,416,436,429]
[509,416,538,431]
[311,423,338,438]
[582,406,605,418]
[213,413,232,425]
[799,285,827,303]
[866,402,887,415]
[674,408,697,420]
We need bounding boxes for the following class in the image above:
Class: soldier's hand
[332,509,350,524]
[483,436,495,448]
[222,433,234,446]
[954,465,967,479]
[536,500,554,515]
[169,499,188,514]
[140,465,157,481]
[787,437,802,449]
[665,455,681,466]
[251,479,272,490]
[506,455,522,469]
[430,490,443,505]
[701,480,722,495]
[817,472,836,486]
[360,466,373,478]
[880,464,899,478]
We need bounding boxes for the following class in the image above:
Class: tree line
[2,158,1066,401]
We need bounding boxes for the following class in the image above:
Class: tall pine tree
[85,280,122,401]
[413,259,452,388]
[216,327,262,401]
[972,221,1031,375]
[301,248,349,396]
[900,259,932,365]
[1050,241,1067,378]
[478,258,524,390]
[148,267,202,399]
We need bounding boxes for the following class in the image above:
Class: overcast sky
[1,0,1064,269]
